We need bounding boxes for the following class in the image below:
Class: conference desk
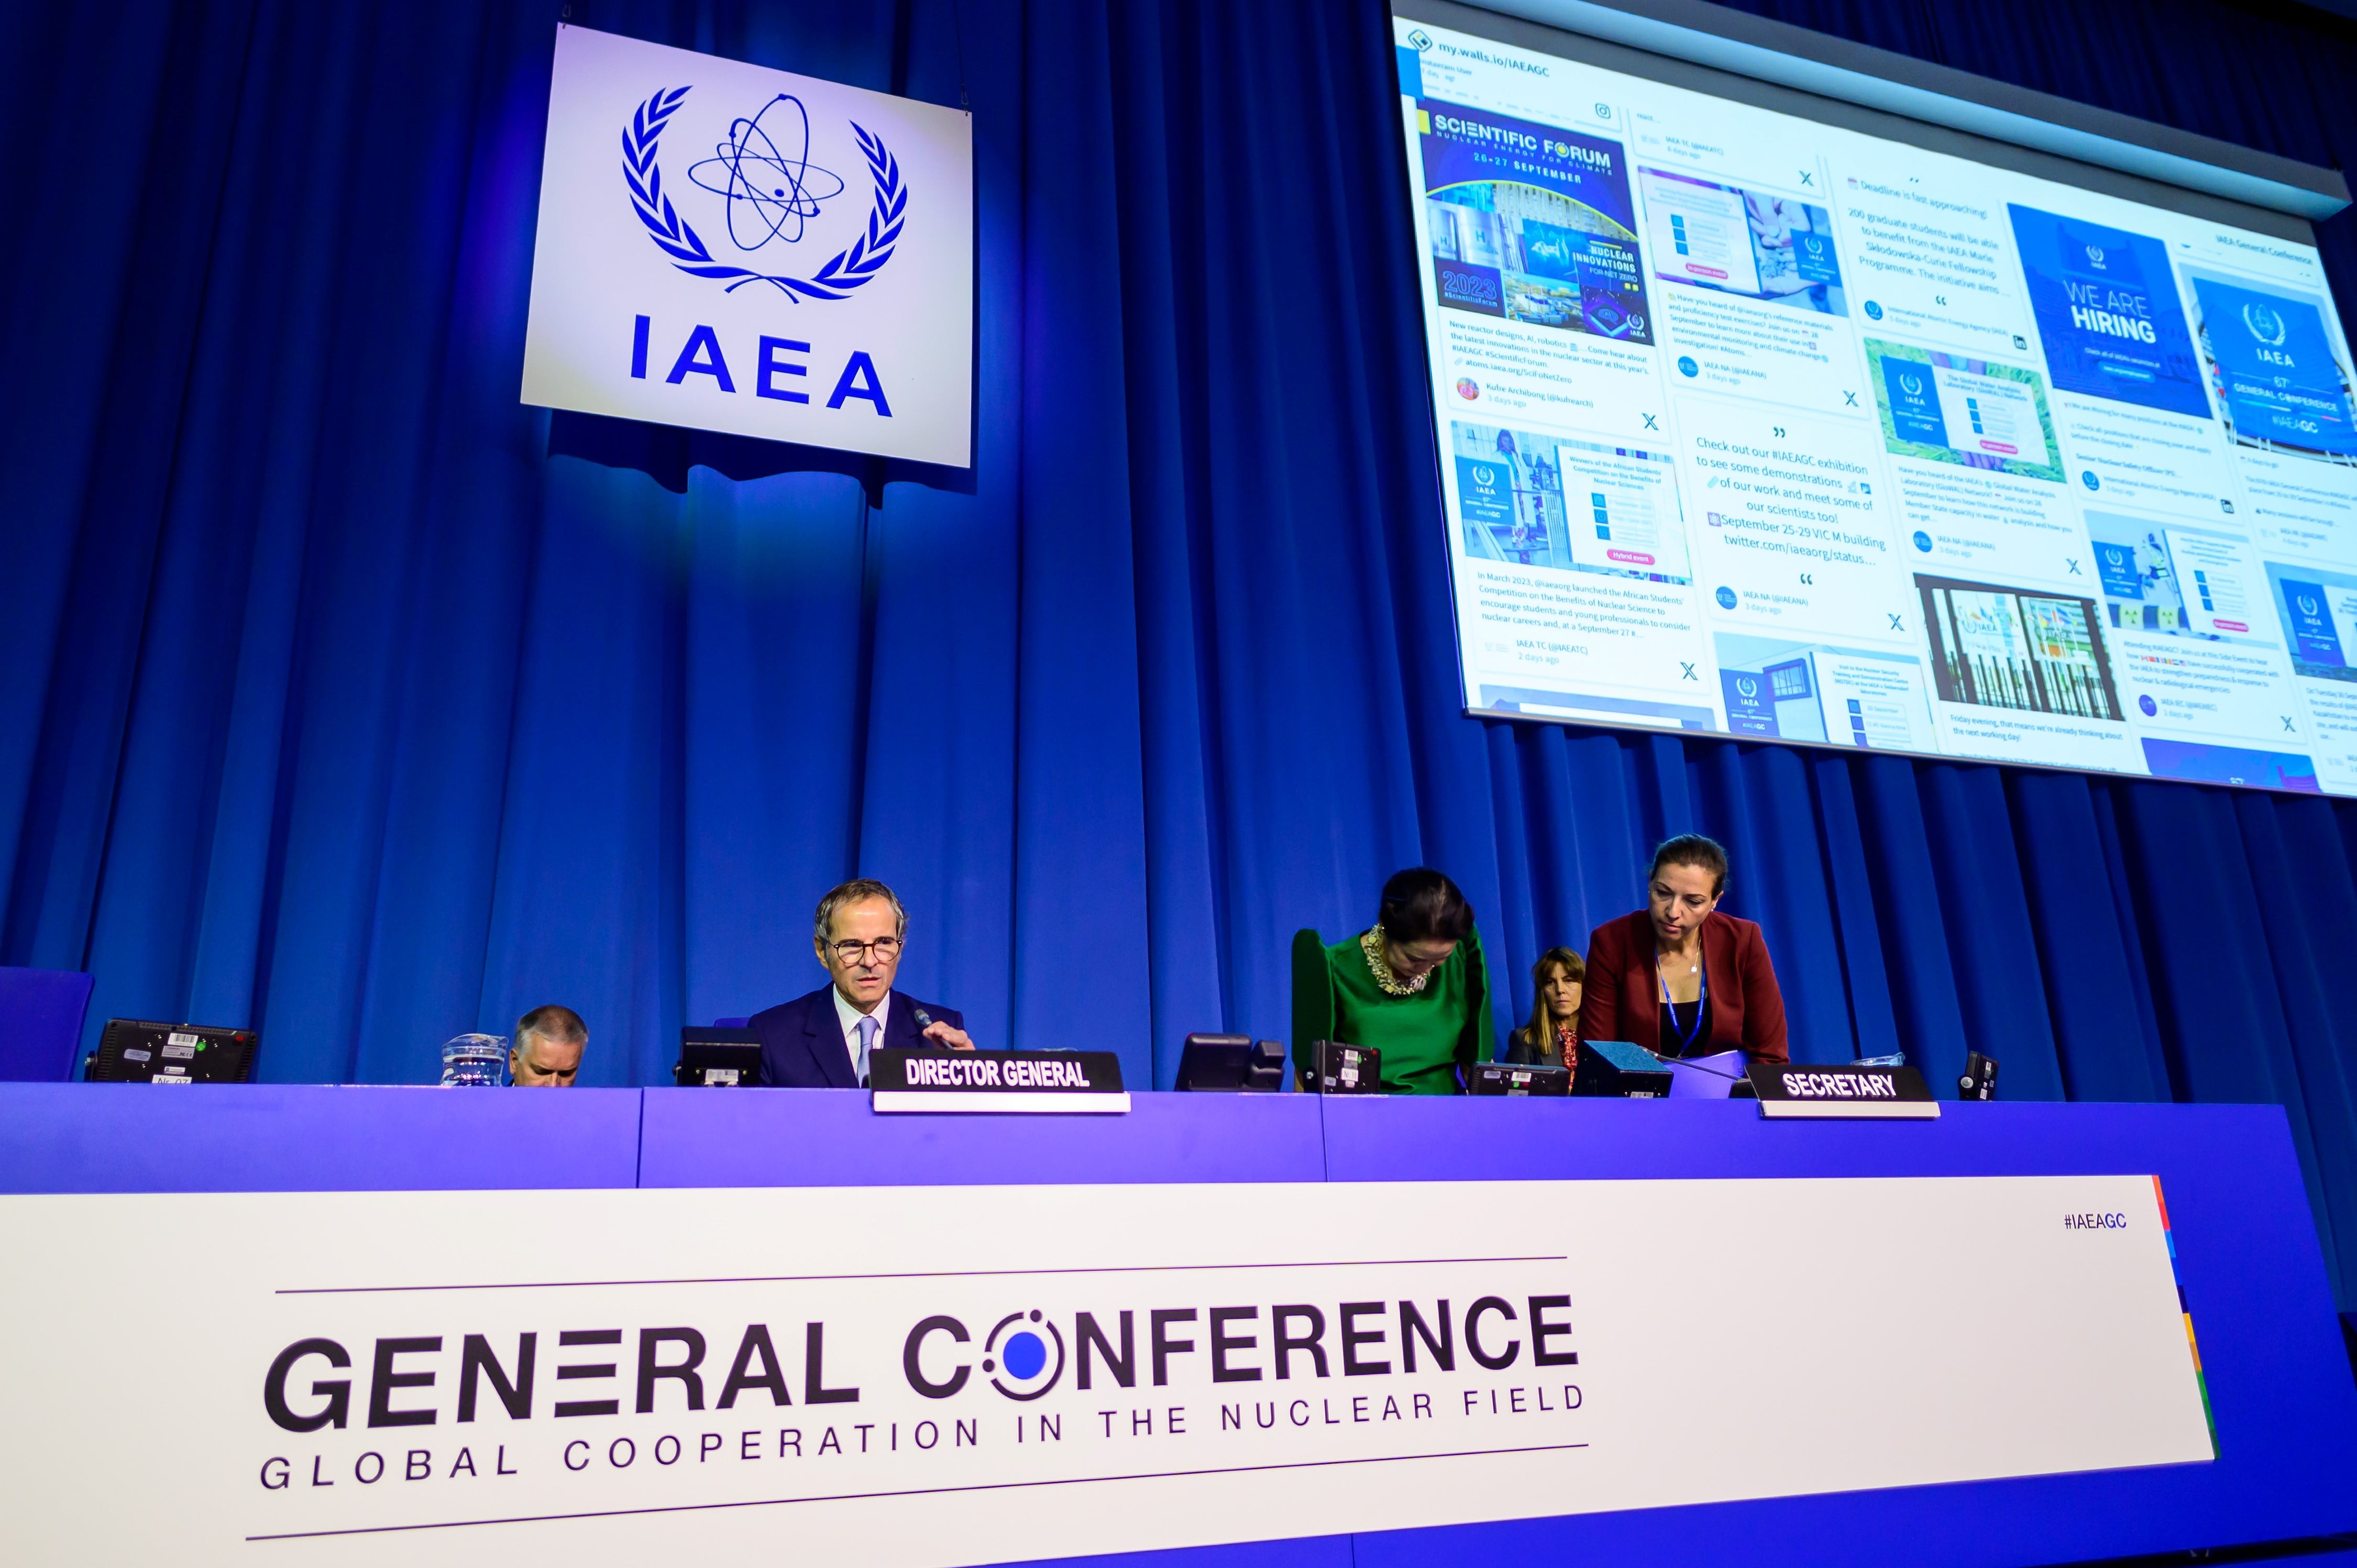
[3,1085,2354,1566]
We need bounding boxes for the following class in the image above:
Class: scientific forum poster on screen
[1397,18,2357,796]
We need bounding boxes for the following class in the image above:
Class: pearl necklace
[1361,927,1429,997]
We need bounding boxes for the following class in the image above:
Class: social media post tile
[2264,560,2357,689]
[2183,266,2357,462]
[1416,98,1653,345]
[2086,512,2276,643]
[1436,313,1664,440]
[1637,167,1847,314]
[1639,172,1865,419]
[1914,573,2140,749]
[1675,399,1912,642]
[2110,633,2312,754]
[1892,461,2089,591]
[1447,418,1693,584]
[1458,561,1709,713]
[1655,290,1869,416]
[1713,632,1934,751]
[1867,337,2065,481]
[1833,160,2030,356]
[2006,204,2214,422]
[2055,397,2243,523]
[2294,680,2357,792]
[2238,447,2357,567]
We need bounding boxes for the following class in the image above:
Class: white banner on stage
[521,26,974,466]
[0,1176,2209,1565]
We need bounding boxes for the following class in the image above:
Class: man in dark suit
[751,878,974,1087]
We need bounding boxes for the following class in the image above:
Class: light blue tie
[855,1014,878,1087]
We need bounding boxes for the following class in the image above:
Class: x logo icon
[1680,662,1699,681]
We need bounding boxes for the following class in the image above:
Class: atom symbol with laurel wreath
[622,85,906,301]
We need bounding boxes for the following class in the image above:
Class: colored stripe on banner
[2156,1176,2218,1457]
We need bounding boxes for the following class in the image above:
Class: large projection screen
[1395,3,2357,794]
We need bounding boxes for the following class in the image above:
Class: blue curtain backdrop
[4,0,2357,1301]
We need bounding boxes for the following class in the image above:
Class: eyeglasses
[829,937,903,964]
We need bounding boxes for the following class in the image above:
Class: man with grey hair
[508,1004,587,1087]
[749,878,973,1088]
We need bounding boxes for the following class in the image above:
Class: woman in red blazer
[1579,834,1789,1065]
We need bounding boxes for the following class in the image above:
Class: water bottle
[441,1033,509,1087]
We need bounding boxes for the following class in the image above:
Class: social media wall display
[1400,20,2357,796]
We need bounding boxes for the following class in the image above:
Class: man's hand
[923,1020,976,1051]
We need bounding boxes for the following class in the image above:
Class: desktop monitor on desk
[86,1019,257,1084]
[676,1028,764,1087]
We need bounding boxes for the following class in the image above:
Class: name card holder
[868,1047,1130,1114]
[1748,1062,1940,1119]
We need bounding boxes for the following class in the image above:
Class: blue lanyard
[1660,959,1708,1057]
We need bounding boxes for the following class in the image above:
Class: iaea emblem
[621,85,907,301]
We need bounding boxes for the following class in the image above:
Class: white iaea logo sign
[521,25,974,466]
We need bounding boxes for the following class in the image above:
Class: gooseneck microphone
[1644,1044,1743,1078]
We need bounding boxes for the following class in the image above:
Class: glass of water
[441,1033,510,1086]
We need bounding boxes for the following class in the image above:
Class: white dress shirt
[832,987,890,1086]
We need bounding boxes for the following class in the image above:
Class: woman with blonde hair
[1505,946,1584,1069]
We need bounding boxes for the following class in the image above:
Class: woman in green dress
[1292,868,1494,1094]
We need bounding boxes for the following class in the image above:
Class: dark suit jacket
[1578,909,1789,1065]
[750,986,966,1088]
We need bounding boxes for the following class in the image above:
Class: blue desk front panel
[2,1086,2349,1567]
[0,1083,643,1191]
[638,1085,1327,1188]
